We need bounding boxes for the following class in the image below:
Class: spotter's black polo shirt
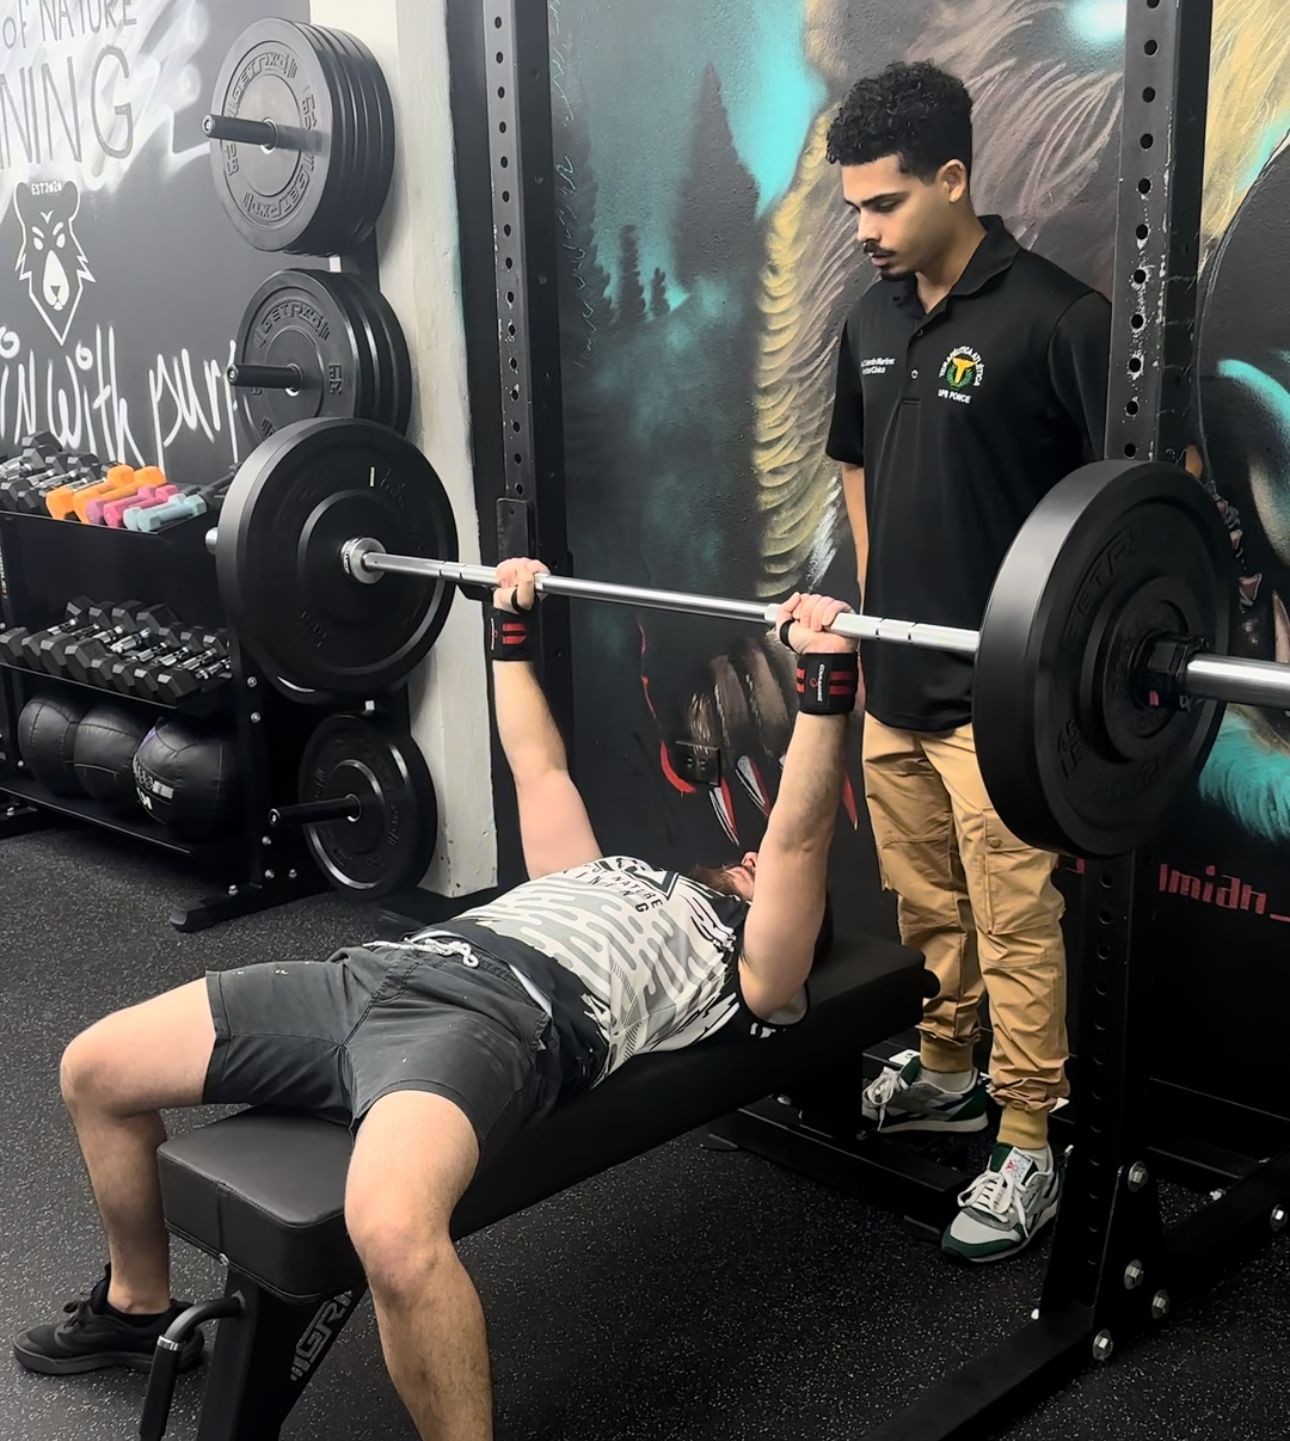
[826,216,1111,732]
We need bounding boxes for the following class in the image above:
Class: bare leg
[60,980,215,1314]
[345,1091,489,1441]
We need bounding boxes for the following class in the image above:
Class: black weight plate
[324,272,387,430]
[330,271,413,434]
[327,27,397,248]
[295,25,360,257]
[362,276,413,436]
[324,28,382,252]
[216,418,459,693]
[310,270,380,425]
[233,269,370,442]
[208,20,337,253]
[309,26,379,254]
[300,714,438,896]
[974,459,1232,858]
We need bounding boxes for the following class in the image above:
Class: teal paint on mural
[1066,0,1127,46]
[729,2,827,215]
[1215,359,1290,563]
[1200,708,1290,843]
[1238,124,1290,197]
[553,0,823,294]
[1218,358,1290,439]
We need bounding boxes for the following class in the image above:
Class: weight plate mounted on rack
[207,20,337,254]
[208,21,396,256]
[230,270,413,441]
[325,26,398,249]
[299,714,438,897]
[232,270,368,440]
[327,272,414,437]
[215,418,459,695]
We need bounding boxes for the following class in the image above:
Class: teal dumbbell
[131,492,208,534]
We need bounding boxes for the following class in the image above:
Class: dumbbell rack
[0,498,327,931]
[0,20,422,928]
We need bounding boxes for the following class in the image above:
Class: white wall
[312,0,497,897]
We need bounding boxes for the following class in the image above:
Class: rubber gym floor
[4,828,1288,1441]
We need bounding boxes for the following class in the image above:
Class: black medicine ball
[73,704,151,813]
[134,719,244,841]
[17,693,90,796]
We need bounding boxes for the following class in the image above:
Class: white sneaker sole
[952,1187,1062,1265]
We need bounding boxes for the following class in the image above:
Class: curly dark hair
[826,61,974,180]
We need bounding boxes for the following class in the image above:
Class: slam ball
[73,704,151,813]
[18,693,90,796]
[134,719,244,841]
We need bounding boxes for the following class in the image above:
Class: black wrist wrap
[796,652,859,714]
[489,606,539,662]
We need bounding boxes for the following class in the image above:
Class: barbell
[207,418,1290,859]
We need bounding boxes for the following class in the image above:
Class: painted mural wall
[548,0,1290,1101]
[0,0,307,478]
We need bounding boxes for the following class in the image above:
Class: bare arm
[491,560,600,879]
[841,462,868,605]
[492,656,569,781]
[740,594,854,1018]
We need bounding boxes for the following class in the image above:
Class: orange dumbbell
[84,466,166,524]
[46,463,134,521]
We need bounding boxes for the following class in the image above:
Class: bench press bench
[142,933,928,1440]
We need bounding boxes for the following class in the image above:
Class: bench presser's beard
[687,862,746,898]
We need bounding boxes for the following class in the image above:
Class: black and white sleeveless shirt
[403,856,808,1090]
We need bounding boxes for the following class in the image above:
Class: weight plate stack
[299,713,438,898]
[325,271,414,435]
[231,270,414,441]
[208,21,396,256]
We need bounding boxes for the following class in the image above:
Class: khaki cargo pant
[862,716,1069,1149]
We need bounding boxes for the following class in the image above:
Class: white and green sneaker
[860,1054,990,1135]
[942,1143,1063,1264]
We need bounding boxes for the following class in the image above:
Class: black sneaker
[13,1269,204,1376]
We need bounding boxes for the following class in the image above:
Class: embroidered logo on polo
[938,346,985,404]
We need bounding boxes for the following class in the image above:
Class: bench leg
[192,1274,367,1441]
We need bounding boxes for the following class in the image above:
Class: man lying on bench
[14,561,860,1441]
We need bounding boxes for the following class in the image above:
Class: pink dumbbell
[104,485,179,529]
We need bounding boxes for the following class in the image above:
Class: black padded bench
[143,934,926,1441]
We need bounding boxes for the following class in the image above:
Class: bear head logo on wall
[14,181,95,346]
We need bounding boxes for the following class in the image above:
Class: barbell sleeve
[354,548,984,656]
[271,795,362,828]
[1182,653,1290,709]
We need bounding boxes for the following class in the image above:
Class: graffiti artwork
[0,0,306,475]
